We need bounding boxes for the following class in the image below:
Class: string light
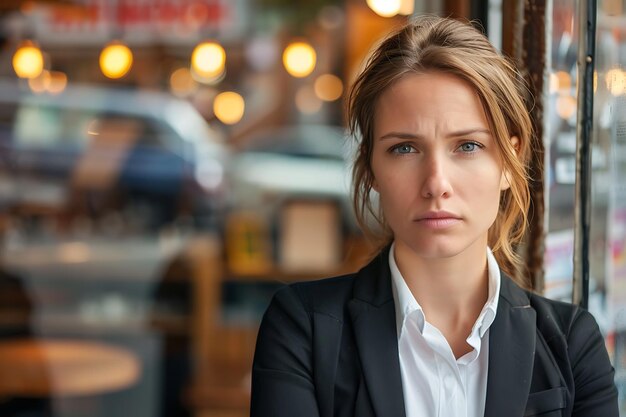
[283,42,316,78]
[213,91,245,125]
[366,0,401,17]
[191,41,226,79]
[100,41,133,79]
[13,40,44,79]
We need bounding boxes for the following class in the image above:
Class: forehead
[373,71,490,135]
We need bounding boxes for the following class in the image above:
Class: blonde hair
[347,16,532,286]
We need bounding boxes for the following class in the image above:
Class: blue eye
[391,144,414,154]
[459,142,481,152]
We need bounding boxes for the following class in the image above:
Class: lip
[414,211,461,229]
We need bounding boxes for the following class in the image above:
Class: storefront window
[544,0,578,301]
[545,1,625,410]
[0,1,442,416]
[591,1,626,411]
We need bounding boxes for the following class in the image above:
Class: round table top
[0,339,141,397]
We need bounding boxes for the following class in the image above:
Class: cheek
[376,175,418,218]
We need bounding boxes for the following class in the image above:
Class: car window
[12,103,184,157]
[13,105,95,150]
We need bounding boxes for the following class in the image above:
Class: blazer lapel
[348,249,406,417]
[484,275,536,417]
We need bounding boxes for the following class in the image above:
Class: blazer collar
[484,274,537,417]
[348,246,406,417]
[348,248,538,417]
[351,247,395,306]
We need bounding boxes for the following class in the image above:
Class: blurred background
[0,0,624,416]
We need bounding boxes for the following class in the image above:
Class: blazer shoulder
[526,290,592,341]
[279,274,356,322]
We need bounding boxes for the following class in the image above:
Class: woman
[250,16,618,417]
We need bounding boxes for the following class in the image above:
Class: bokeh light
[213,91,245,125]
[606,68,625,96]
[170,67,198,97]
[283,42,316,78]
[99,42,133,79]
[556,71,572,91]
[314,74,343,101]
[28,70,67,94]
[191,42,226,78]
[245,37,279,72]
[13,41,44,79]
[366,0,401,17]
[556,94,577,119]
[27,70,50,94]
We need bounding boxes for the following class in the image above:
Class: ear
[499,136,519,191]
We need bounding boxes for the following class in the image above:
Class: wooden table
[0,339,141,397]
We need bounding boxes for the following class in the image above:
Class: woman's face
[371,72,511,261]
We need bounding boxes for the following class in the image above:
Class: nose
[420,153,453,199]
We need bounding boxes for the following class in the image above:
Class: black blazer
[251,248,618,417]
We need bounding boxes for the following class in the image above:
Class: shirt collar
[389,242,501,339]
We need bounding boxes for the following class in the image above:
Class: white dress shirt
[389,243,501,417]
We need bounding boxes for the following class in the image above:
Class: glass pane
[0,1,449,416]
[544,0,578,301]
[590,1,626,412]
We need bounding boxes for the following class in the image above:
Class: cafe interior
[0,0,625,416]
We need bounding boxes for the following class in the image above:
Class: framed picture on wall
[278,200,342,272]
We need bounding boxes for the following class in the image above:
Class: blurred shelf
[32,313,190,336]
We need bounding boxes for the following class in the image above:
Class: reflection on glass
[544,1,578,301]
[585,2,626,414]
[0,0,423,415]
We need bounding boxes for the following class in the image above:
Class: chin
[401,239,465,260]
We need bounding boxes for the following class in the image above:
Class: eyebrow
[378,128,491,141]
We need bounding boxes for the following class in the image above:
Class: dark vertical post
[573,0,597,309]
[518,0,548,292]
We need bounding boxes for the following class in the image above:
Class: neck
[393,241,490,321]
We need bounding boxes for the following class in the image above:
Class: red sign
[29,0,243,43]
[49,0,228,30]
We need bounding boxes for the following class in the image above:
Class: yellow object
[366,0,401,17]
[213,91,245,125]
[13,41,44,79]
[606,68,625,96]
[100,42,133,79]
[191,42,226,78]
[226,211,272,275]
[283,42,316,78]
